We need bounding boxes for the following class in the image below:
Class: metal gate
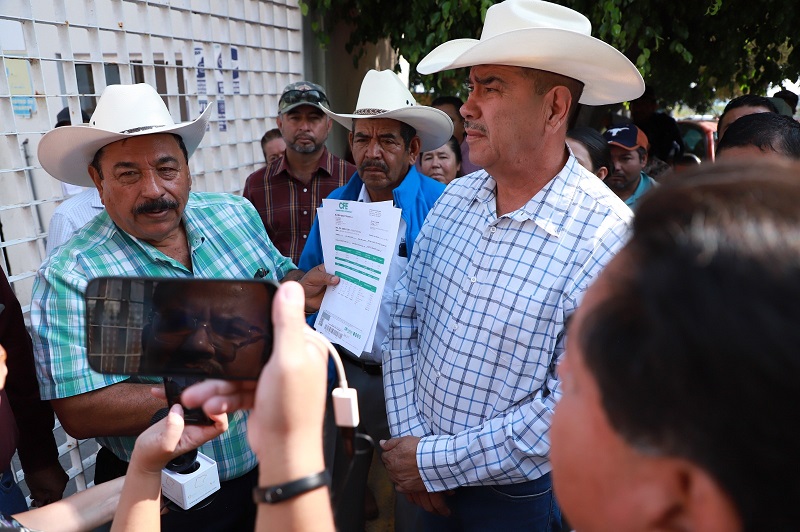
[1,0,304,500]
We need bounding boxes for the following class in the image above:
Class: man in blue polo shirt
[603,124,657,209]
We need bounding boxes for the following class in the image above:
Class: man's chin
[604,178,630,192]
[289,142,320,154]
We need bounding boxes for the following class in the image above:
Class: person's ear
[546,86,572,132]
[348,131,354,152]
[407,136,422,164]
[596,167,609,180]
[641,457,741,532]
[88,165,106,205]
[676,461,742,532]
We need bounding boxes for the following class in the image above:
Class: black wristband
[252,471,329,504]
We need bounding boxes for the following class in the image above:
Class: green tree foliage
[299,0,800,112]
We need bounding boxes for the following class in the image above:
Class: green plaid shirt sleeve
[30,192,294,479]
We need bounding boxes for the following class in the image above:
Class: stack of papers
[313,199,402,356]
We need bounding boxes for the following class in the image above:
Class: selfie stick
[304,328,360,428]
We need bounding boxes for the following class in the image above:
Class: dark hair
[351,118,417,150]
[580,159,800,531]
[717,112,800,159]
[718,95,778,136]
[90,133,189,179]
[431,96,464,115]
[774,89,798,112]
[260,128,282,147]
[567,126,611,173]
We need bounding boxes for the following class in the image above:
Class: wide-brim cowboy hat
[38,83,213,187]
[323,69,454,152]
[417,0,644,106]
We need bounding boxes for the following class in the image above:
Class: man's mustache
[464,121,488,135]
[359,158,389,174]
[134,198,179,215]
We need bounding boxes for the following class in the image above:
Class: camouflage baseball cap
[278,81,330,114]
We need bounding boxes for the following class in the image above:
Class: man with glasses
[244,81,356,264]
[140,280,273,378]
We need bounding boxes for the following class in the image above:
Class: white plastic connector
[332,387,360,428]
[304,328,360,428]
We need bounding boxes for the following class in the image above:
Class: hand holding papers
[314,199,402,355]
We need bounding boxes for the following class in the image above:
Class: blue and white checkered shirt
[383,155,632,492]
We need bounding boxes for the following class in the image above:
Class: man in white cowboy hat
[379,0,644,529]
[298,68,452,529]
[30,83,337,529]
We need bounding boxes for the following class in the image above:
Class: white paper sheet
[313,199,401,355]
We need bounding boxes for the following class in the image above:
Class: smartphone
[85,277,277,380]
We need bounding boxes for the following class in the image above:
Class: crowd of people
[2,0,800,531]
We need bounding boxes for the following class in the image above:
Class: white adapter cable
[304,328,360,428]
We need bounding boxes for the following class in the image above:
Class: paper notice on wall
[194,47,206,95]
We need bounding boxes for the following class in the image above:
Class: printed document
[313,199,401,355]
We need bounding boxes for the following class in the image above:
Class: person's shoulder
[325,173,363,201]
[53,188,99,212]
[244,166,268,182]
[41,214,115,275]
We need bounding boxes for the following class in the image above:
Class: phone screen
[85,277,277,380]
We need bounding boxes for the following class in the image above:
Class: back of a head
[580,159,800,530]
[431,95,464,111]
[567,126,612,172]
[774,89,798,113]
[719,94,778,129]
[717,112,800,159]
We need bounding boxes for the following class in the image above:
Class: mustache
[464,121,487,135]
[359,158,389,174]
[134,198,179,215]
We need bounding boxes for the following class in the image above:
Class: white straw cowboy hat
[417,0,644,106]
[324,69,454,152]
[38,83,212,187]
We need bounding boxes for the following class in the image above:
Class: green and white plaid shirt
[31,192,296,480]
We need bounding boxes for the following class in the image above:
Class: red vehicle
[678,119,718,162]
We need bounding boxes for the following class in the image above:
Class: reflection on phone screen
[86,278,276,380]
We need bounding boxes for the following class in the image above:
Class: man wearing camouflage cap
[244,81,356,263]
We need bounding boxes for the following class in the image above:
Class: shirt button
[303,188,308,192]
[490,226,496,233]
[303,234,307,239]
[470,276,477,283]
[303,210,308,215]
[451,323,458,332]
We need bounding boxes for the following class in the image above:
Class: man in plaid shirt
[31,83,336,530]
[380,1,644,530]
[243,81,356,264]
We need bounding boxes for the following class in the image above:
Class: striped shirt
[383,155,632,492]
[31,192,296,480]
[242,147,356,264]
[45,188,104,255]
